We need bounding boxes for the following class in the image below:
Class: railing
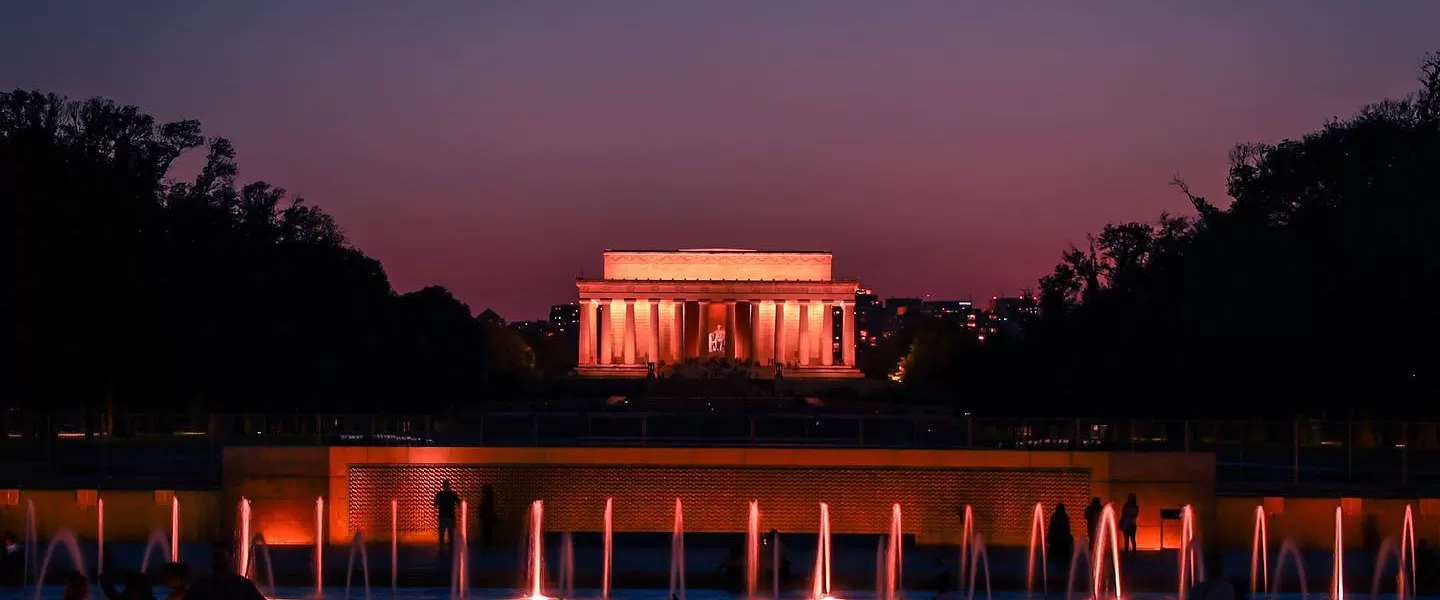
[1,412,1437,490]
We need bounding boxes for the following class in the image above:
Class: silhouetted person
[435,480,460,551]
[65,573,90,600]
[932,558,952,595]
[1120,494,1139,553]
[1188,553,1238,600]
[1047,504,1073,582]
[1363,515,1380,550]
[160,562,190,600]
[479,485,497,550]
[101,570,155,600]
[184,542,265,600]
[1418,539,1434,594]
[0,529,22,585]
[1084,498,1103,547]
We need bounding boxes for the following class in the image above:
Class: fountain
[1025,503,1046,596]
[1371,538,1410,600]
[669,498,687,600]
[451,499,470,600]
[391,499,398,598]
[875,538,886,600]
[961,505,975,594]
[524,500,546,600]
[603,498,614,600]
[966,534,993,600]
[316,496,326,598]
[1090,504,1123,600]
[171,495,181,562]
[772,529,781,600]
[1065,544,1092,600]
[33,529,87,600]
[345,531,372,600]
[1331,506,1344,600]
[748,501,761,599]
[24,499,37,590]
[1270,538,1309,600]
[248,535,279,597]
[560,532,575,600]
[811,502,833,600]
[238,497,252,577]
[96,497,104,577]
[876,503,902,600]
[1401,504,1417,600]
[1251,505,1269,597]
[1178,504,1204,600]
[140,528,174,573]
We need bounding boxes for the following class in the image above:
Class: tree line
[3,91,534,416]
[893,54,1440,419]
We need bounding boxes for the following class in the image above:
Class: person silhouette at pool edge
[479,485,497,550]
[182,542,264,600]
[435,480,460,552]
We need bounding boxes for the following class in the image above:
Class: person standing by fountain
[479,485,497,550]
[1047,504,1073,585]
[183,543,264,600]
[0,530,21,586]
[1418,539,1435,594]
[434,480,460,552]
[1120,494,1139,554]
[65,573,90,600]
[1187,553,1238,600]
[1083,498,1103,548]
[102,571,157,600]
[159,563,191,600]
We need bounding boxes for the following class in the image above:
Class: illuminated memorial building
[576,249,861,378]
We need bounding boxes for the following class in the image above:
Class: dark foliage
[1012,53,1440,418]
[3,91,533,415]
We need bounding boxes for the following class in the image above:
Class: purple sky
[4,1,1438,319]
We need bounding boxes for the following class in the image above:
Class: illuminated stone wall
[346,464,1091,546]
[304,447,1216,547]
[0,489,222,543]
[13,448,1434,551]
[603,251,833,282]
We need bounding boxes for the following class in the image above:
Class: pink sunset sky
[4,1,1438,318]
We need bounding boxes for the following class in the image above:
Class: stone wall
[0,489,221,543]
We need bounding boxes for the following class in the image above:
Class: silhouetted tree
[1017,53,1440,418]
[3,90,533,416]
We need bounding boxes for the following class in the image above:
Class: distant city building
[920,300,975,324]
[509,320,557,337]
[989,295,1040,339]
[884,297,924,333]
[477,308,506,328]
[854,288,882,348]
[549,303,580,337]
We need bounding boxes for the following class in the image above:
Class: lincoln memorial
[576,249,861,378]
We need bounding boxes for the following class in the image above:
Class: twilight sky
[4,2,1438,319]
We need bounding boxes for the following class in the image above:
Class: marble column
[696,299,709,356]
[579,300,595,365]
[724,300,737,359]
[774,301,786,365]
[821,300,834,366]
[749,300,761,362]
[598,300,612,365]
[622,299,637,364]
[648,299,660,364]
[758,301,775,365]
[842,301,856,366]
[798,301,810,366]
[669,300,683,363]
